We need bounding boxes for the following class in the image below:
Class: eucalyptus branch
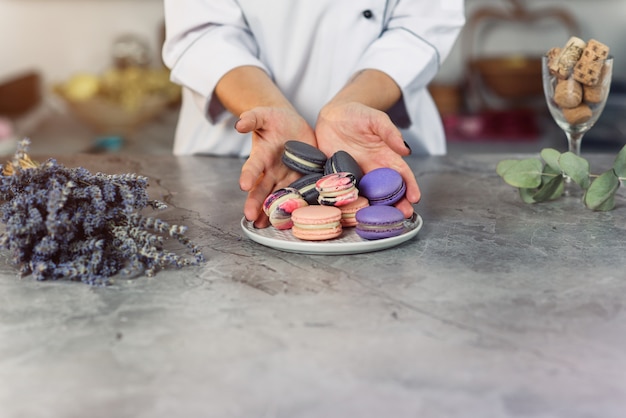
[496,145,626,211]
[537,172,626,181]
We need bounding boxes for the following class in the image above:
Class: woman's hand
[315,101,420,218]
[237,106,316,228]
[213,66,317,227]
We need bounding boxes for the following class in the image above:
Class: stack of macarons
[262,140,410,241]
[354,167,409,240]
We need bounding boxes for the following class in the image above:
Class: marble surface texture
[1,153,625,418]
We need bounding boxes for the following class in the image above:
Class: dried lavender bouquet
[0,139,204,285]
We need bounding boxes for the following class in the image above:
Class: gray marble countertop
[1,153,625,418]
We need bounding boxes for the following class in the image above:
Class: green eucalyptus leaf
[519,188,536,204]
[497,149,626,211]
[540,148,562,173]
[498,158,543,188]
[533,173,565,202]
[592,195,616,211]
[559,152,590,189]
[612,145,626,178]
[496,159,519,177]
[542,163,562,179]
[584,169,620,211]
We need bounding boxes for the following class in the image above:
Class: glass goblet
[542,55,613,156]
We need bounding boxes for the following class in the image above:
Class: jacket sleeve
[162,0,268,121]
[354,0,465,126]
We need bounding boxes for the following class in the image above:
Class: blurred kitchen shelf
[5,101,178,156]
[6,97,622,159]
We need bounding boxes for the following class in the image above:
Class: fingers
[394,163,421,204]
[369,112,420,203]
[243,184,270,228]
[241,153,301,226]
[395,198,416,219]
[243,171,300,227]
[404,177,421,204]
[242,170,274,222]
[254,213,270,229]
[239,157,265,191]
[359,148,419,206]
[365,110,410,157]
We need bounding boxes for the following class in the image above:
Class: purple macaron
[355,205,405,240]
[358,167,406,206]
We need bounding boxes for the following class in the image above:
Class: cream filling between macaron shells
[292,221,341,230]
[284,151,324,170]
[357,221,404,231]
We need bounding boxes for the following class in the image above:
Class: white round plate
[240,212,423,255]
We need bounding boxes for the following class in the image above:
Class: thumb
[235,109,266,134]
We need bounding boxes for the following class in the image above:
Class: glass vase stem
[566,131,585,156]
[563,131,586,197]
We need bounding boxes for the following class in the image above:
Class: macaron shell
[324,150,364,184]
[355,205,405,240]
[359,167,406,206]
[269,212,295,230]
[282,140,327,174]
[316,172,359,206]
[288,173,323,205]
[315,172,356,193]
[373,181,406,206]
[292,225,343,241]
[339,196,370,227]
[263,187,308,230]
[291,206,343,241]
[263,187,301,214]
[318,188,359,207]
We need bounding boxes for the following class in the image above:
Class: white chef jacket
[163,0,464,157]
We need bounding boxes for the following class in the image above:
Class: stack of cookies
[547,37,611,125]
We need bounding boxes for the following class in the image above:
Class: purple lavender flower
[0,138,205,285]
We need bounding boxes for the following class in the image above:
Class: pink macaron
[291,206,343,241]
[338,196,370,227]
[262,187,308,229]
[315,172,359,206]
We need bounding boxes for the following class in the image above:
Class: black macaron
[324,150,364,184]
[288,173,323,205]
[282,140,327,174]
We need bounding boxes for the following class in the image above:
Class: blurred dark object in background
[112,34,151,69]
[0,71,41,119]
[583,78,626,152]
[467,56,543,108]
[463,0,579,111]
[443,108,540,143]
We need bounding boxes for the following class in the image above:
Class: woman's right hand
[212,66,317,228]
[236,106,316,228]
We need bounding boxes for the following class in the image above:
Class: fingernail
[234,118,242,129]
[404,141,412,155]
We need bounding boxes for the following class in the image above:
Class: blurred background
[0,0,625,156]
